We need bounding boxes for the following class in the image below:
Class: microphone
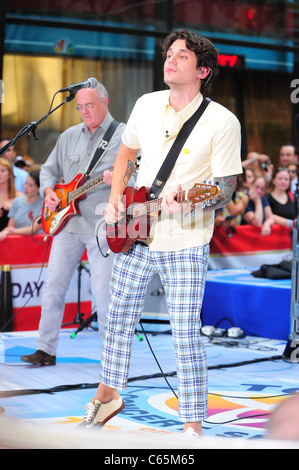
[58,77,98,93]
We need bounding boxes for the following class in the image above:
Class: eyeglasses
[76,104,95,112]
[277,166,297,175]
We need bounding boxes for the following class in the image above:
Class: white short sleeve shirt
[122,91,242,251]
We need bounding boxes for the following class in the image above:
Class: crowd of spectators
[215,143,298,236]
[0,139,298,241]
[0,138,42,240]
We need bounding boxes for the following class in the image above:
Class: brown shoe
[21,349,56,366]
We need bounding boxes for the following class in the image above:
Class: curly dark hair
[162,29,219,96]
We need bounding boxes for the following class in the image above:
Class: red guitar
[41,172,105,236]
[106,182,219,253]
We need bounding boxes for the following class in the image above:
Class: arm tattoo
[123,160,135,185]
[204,175,237,212]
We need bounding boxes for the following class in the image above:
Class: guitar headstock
[187,181,219,207]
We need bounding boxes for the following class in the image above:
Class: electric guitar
[41,172,106,236]
[106,182,219,253]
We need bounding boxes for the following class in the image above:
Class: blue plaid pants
[99,243,209,422]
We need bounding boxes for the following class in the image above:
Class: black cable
[30,215,49,245]
[208,355,283,370]
[208,391,290,400]
[0,373,178,398]
[214,317,235,328]
[205,412,270,426]
[138,320,178,399]
[0,354,284,398]
[95,219,110,258]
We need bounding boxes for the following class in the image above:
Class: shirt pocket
[63,153,81,178]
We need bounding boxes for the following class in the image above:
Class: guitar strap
[149,98,210,199]
[84,119,120,178]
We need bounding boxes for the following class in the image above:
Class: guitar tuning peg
[200,202,206,209]
[211,197,217,204]
[203,180,207,184]
[206,199,212,206]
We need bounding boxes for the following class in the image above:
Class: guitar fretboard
[127,190,187,218]
[127,185,217,218]
[68,175,104,203]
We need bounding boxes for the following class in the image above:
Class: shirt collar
[165,92,204,124]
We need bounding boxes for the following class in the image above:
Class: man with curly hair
[80,29,242,439]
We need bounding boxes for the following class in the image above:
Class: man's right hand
[44,188,60,212]
[104,197,125,224]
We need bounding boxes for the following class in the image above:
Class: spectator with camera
[242,151,273,181]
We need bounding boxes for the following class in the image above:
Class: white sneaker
[177,427,201,440]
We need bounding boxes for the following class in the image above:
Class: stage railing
[0,226,293,331]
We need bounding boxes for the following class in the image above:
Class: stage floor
[0,323,299,450]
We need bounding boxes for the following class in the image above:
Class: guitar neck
[148,190,187,212]
[68,174,104,203]
[128,190,187,217]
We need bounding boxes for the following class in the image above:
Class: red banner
[211,224,291,254]
[209,224,292,269]
[0,234,88,266]
[0,234,91,331]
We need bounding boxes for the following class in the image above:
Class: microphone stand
[62,261,90,330]
[0,89,85,330]
[282,181,299,363]
[0,91,77,156]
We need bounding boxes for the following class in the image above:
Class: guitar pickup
[107,224,118,237]
[43,204,50,220]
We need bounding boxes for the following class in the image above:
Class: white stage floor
[0,324,298,450]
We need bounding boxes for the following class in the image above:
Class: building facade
[0,0,298,165]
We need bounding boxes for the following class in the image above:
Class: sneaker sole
[21,357,56,366]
